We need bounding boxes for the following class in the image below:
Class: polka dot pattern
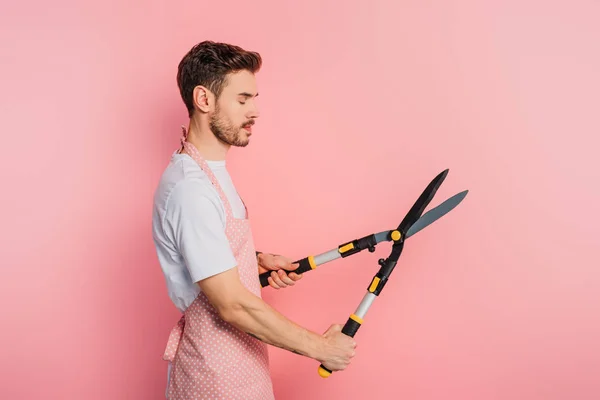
[162,134,274,399]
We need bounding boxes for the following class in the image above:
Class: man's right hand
[318,324,357,372]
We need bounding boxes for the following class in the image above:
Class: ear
[192,86,212,113]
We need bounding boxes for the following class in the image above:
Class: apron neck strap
[179,125,234,219]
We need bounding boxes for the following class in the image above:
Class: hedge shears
[258,169,468,378]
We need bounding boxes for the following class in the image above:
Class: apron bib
[162,132,274,399]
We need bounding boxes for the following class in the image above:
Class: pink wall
[2,1,599,399]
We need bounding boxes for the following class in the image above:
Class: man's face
[209,70,260,147]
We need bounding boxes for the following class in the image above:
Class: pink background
[1,1,599,399]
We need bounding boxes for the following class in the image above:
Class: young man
[152,41,356,399]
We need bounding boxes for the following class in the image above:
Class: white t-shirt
[152,151,247,313]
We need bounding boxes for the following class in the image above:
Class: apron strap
[179,125,235,219]
[163,315,185,362]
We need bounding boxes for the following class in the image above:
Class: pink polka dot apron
[162,131,274,399]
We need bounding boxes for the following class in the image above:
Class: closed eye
[238,92,258,105]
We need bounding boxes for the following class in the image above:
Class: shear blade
[397,169,449,234]
[405,190,468,239]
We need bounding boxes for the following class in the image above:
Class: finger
[267,276,281,289]
[288,272,303,281]
[271,271,287,288]
[277,269,295,286]
[280,261,300,271]
[268,276,280,289]
[276,270,295,286]
[324,324,341,336]
[270,271,284,287]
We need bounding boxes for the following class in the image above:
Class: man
[152,41,356,400]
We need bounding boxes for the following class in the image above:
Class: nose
[248,101,260,119]
[248,109,260,119]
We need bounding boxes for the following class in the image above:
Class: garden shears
[258,169,468,378]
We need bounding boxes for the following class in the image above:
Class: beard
[209,104,252,147]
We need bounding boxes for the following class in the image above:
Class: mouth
[242,123,253,134]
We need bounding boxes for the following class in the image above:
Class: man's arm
[197,266,325,359]
[167,180,355,370]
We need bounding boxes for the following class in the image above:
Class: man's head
[177,41,262,147]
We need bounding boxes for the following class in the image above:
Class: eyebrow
[238,92,258,98]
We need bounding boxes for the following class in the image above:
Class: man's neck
[181,119,230,161]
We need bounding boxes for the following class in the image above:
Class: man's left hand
[257,253,303,289]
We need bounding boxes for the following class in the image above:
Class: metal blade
[406,190,468,238]
[397,169,449,233]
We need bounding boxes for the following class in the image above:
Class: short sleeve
[165,179,237,283]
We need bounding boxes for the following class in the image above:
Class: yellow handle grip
[318,365,332,378]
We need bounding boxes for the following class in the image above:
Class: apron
[162,131,274,399]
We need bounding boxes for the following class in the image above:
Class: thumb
[280,261,299,271]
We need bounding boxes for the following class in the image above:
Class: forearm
[221,290,325,360]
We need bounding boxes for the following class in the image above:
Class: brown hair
[177,40,262,117]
